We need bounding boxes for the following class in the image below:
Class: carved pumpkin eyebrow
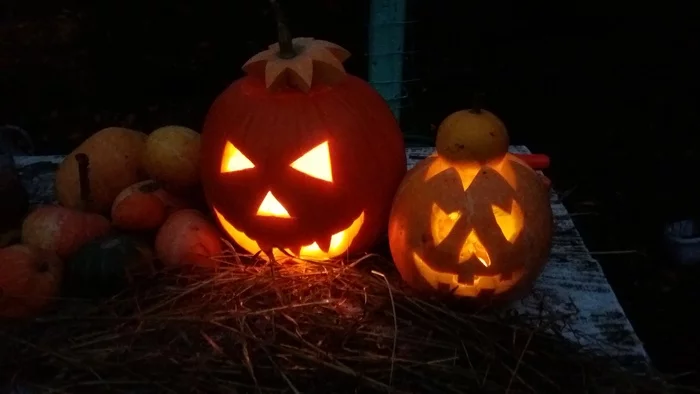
[424,158,479,190]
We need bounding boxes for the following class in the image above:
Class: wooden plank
[13,148,650,368]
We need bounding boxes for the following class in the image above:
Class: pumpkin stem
[269,0,296,59]
[470,92,484,114]
[138,180,162,194]
[75,153,91,209]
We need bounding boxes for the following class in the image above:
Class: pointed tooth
[457,271,476,285]
[315,235,332,253]
[258,241,273,252]
[288,245,302,258]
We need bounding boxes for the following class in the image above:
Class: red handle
[513,153,550,169]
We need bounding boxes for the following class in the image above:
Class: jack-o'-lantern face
[388,153,553,298]
[199,37,407,262]
[211,140,366,260]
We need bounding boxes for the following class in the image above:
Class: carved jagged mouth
[213,208,365,261]
[411,252,523,297]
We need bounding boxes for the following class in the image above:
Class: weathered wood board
[14,146,650,369]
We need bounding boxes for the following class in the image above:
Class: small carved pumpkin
[388,109,552,300]
[200,12,406,261]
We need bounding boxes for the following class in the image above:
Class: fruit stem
[75,153,91,209]
[471,92,484,114]
[269,0,296,59]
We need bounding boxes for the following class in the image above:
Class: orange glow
[431,203,492,267]
[290,141,333,182]
[411,252,523,297]
[428,167,526,269]
[492,201,524,242]
[424,154,518,191]
[213,208,365,261]
[221,141,255,173]
[395,153,544,298]
[257,191,291,218]
[460,230,491,267]
[430,203,460,245]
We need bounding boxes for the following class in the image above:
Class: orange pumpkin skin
[200,74,406,259]
[0,244,62,318]
[388,153,553,301]
[21,205,111,259]
[55,127,148,214]
[111,181,167,230]
[111,180,189,231]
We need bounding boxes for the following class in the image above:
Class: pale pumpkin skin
[22,205,111,259]
[436,109,510,164]
[142,126,201,193]
[0,244,63,318]
[55,127,148,214]
[388,153,553,301]
[155,209,223,268]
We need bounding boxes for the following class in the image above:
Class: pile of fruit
[0,125,225,319]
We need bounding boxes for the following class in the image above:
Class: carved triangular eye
[431,203,461,245]
[491,200,524,242]
[290,141,333,182]
[221,141,255,173]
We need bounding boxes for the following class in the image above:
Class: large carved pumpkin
[200,18,406,261]
[388,108,552,300]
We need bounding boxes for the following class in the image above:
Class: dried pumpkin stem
[138,180,162,194]
[75,153,91,208]
[471,92,484,114]
[269,0,296,59]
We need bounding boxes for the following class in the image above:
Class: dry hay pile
[1,251,669,394]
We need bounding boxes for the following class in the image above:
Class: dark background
[1,0,699,386]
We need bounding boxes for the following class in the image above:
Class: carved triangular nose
[458,230,491,267]
[256,191,291,218]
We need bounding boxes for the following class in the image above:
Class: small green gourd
[63,234,154,298]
